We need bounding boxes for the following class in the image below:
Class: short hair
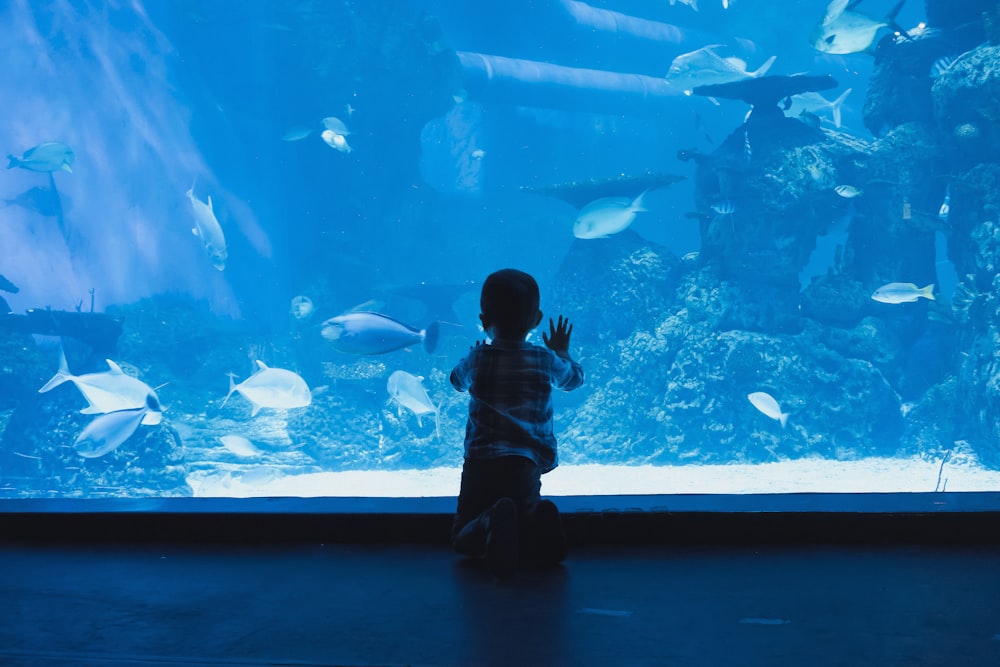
[480,269,539,338]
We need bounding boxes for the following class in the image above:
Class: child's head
[480,268,543,340]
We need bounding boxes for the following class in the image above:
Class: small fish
[798,110,822,130]
[321,312,440,355]
[930,55,957,79]
[219,435,262,457]
[289,295,315,321]
[747,391,788,428]
[387,370,441,437]
[321,129,352,153]
[811,0,905,55]
[222,361,312,417]
[74,395,161,459]
[471,149,486,160]
[187,186,228,271]
[573,191,647,239]
[39,349,162,426]
[711,200,736,215]
[871,282,935,304]
[783,88,852,128]
[7,142,75,173]
[281,127,313,142]
[3,186,70,217]
[344,104,355,118]
[938,184,951,222]
[665,46,776,95]
[834,185,863,198]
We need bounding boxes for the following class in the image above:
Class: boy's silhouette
[449,268,585,578]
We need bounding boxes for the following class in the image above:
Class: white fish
[74,395,160,458]
[7,142,75,173]
[289,295,315,321]
[665,46,776,95]
[321,117,351,135]
[186,187,228,271]
[387,370,440,437]
[321,129,352,153]
[471,149,486,160]
[222,361,312,417]
[747,391,788,428]
[281,127,313,142]
[834,185,863,198]
[811,0,904,55]
[321,312,440,355]
[711,200,736,215]
[573,191,648,239]
[871,282,935,304]
[219,435,262,457]
[39,350,162,426]
[938,184,951,222]
[783,88,852,128]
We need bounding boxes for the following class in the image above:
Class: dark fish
[3,186,70,218]
[0,274,18,293]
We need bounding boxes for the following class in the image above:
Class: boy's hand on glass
[543,315,573,353]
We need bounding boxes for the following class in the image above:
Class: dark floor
[2,541,999,666]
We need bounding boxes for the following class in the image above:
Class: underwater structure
[1,0,1000,498]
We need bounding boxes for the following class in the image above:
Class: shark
[387,370,440,437]
[39,349,162,425]
[222,361,312,416]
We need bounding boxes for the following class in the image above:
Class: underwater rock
[550,229,681,344]
[862,29,946,136]
[932,44,1000,168]
[800,274,869,327]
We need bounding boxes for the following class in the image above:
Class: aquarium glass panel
[2,0,999,501]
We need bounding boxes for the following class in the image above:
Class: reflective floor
[1,541,999,666]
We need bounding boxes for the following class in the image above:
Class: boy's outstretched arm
[544,315,584,390]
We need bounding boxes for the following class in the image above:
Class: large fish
[871,282,935,304]
[74,394,161,458]
[387,370,440,437]
[665,46,776,95]
[573,191,647,239]
[186,187,228,271]
[39,350,162,425]
[222,361,311,416]
[321,312,440,355]
[811,0,905,55]
[7,142,75,173]
[783,88,852,128]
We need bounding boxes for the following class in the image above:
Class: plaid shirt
[450,339,584,473]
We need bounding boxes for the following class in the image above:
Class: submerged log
[0,309,123,354]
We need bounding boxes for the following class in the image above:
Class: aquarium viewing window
[2,0,1000,508]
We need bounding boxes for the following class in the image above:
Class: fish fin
[416,415,423,427]
[61,163,72,173]
[105,359,125,374]
[829,88,852,128]
[192,227,200,237]
[708,96,721,106]
[207,195,214,212]
[749,55,777,78]
[424,321,441,354]
[631,190,650,213]
[79,406,101,414]
[434,411,441,439]
[6,155,18,169]
[250,402,261,417]
[141,411,162,426]
[221,372,239,409]
[780,412,789,428]
[38,346,74,392]
[921,284,936,300]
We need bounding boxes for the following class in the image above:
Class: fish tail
[631,189,650,213]
[920,284,936,301]
[221,372,238,409]
[38,345,73,393]
[6,155,18,169]
[424,321,441,354]
[830,88,852,128]
[779,412,789,428]
[750,55,777,78]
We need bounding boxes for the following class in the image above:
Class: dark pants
[451,455,542,557]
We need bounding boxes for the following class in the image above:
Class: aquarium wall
[2,0,1000,500]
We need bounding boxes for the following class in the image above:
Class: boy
[449,268,585,578]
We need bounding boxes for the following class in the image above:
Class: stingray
[521,171,686,209]
[692,74,839,109]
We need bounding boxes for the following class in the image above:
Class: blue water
[2,0,997,499]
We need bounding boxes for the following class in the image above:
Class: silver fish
[74,395,160,458]
[387,370,440,437]
[7,142,75,173]
[871,282,935,304]
[834,185,863,198]
[222,361,311,417]
[783,88,852,128]
[39,350,162,426]
[666,46,776,95]
[573,191,647,239]
[187,187,228,271]
[811,0,905,55]
[219,435,262,457]
[747,391,788,427]
[321,312,440,355]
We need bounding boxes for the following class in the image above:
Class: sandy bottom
[186,455,1000,498]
